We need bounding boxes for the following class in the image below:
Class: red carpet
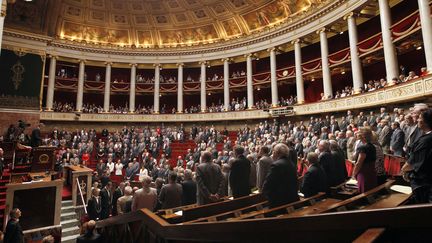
[62,185,72,200]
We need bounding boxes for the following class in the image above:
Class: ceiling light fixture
[341,71,346,74]
[416,46,422,50]
[340,31,344,35]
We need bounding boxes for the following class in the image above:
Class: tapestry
[0,49,44,109]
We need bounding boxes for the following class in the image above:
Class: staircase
[0,168,12,229]
[60,200,81,243]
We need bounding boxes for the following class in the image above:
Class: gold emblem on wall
[39,153,49,164]
[11,61,25,90]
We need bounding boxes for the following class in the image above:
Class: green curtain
[0,49,44,109]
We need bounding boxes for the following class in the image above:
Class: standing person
[301,152,328,197]
[159,172,183,209]
[4,208,23,243]
[30,123,42,147]
[229,146,251,198]
[195,151,225,205]
[262,143,299,208]
[117,186,133,215]
[138,163,148,182]
[100,182,112,219]
[111,182,125,216]
[132,176,158,212]
[390,122,405,156]
[401,109,432,203]
[352,127,377,193]
[87,188,101,221]
[181,169,197,205]
[256,146,272,192]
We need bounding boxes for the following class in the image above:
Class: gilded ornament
[11,61,25,90]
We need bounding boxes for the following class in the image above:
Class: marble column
[0,0,6,52]
[223,58,230,111]
[269,48,279,107]
[200,61,207,112]
[46,56,57,111]
[418,0,432,72]
[246,54,254,109]
[378,0,399,84]
[76,60,85,111]
[129,64,137,113]
[177,63,184,113]
[294,39,305,104]
[154,64,160,113]
[346,13,364,93]
[103,62,112,112]
[319,28,333,99]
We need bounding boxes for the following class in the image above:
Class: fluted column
[200,61,207,112]
[223,58,230,111]
[418,0,432,72]
[294,39,305,104]
[129,64,137,113]
[177,63,184,113]
[154,64,160,113]
[269,48,279,107]
[318,28,333,99]
[103,62,112,112]
[76,60,85,111]
[378,0,399,84]
[346,13,364,93]
[246,54,254,109]
[46,56,57,111]
[0,0,6,52]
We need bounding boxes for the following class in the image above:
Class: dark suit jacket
[181,179,197,205]
[301,164,328,198]
[30,127,41,147]
[262,156,299,208]
[87,196,101,220]
[229,155,251,198]
[319,151,345,187]
[111,187,123,216]
[100,188,112,219]
[4,219,23,243]
[390,128,405,156]
[76,232,103,243]
[196,162,224,205]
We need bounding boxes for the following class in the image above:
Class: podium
[31,146,56,172]
[64,165,93,208]
[3,175,62,234]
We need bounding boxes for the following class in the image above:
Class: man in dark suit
[318,140,343,187]
[301,152,328,197]
[100,181,112,219]
[262,143,299,208]
[229,146,251,198]
[390,122,405,156]
[30,124,42,147]
[196,151,224,205]
[76,220,103,243]
[87,188,101,220]
[111,182,125,216]
[4,208,23,243]
[181,169,197,205]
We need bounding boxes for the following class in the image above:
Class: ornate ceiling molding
[3,0,370,63]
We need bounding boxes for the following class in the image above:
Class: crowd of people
[3,101,432,232]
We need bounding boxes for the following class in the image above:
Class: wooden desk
[64,165,93,208]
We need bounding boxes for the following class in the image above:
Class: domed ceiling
[5,0,325,48]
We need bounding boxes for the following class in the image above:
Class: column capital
[153,63,161,67]
[316,27,328,34]
[176,63,184,67]
[104,62,113,66]
[78,59,86,64]
[198,61,208,65]
[221,58,233,63]
[48,55,58,59]
[129,63,138,67]
[343,11,358,20]
[244,53,253,58]
[267,47,277,52]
